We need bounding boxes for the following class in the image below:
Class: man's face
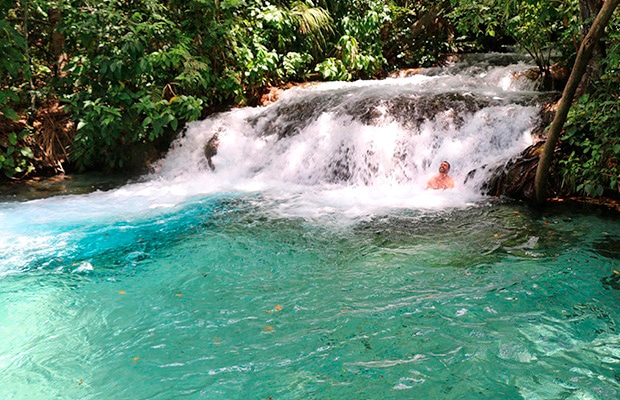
[439,162,450,174]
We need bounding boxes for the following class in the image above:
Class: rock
[388,68,426,78]
[203,133,219,171]
[482,141,544,201]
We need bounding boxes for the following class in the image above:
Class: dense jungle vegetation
[1,0,618,200]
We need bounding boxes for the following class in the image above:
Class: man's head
[439,161,451,174]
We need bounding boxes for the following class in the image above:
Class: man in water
[426,161,455,190]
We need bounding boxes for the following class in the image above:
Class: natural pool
[1,192,619,399]
[1,54,619,399]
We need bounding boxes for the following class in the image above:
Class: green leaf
[20,147,34,158]
[2,106,19,121]
[8,132,17,145]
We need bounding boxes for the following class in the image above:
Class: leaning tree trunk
[577,0,606,97]
[534,0,620,205]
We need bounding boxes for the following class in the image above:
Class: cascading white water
[0,55,547,275]
[153,55,544,214]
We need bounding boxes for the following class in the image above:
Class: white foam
[148,71,537,219]
[0,60,542,273]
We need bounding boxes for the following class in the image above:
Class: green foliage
[58,0,208,170]
[448,0,580,73]
[282,51,313,79]
[0,128,35,179]
[504,0,579,72]
[0,5,36,179]
[56,0,337,168]
[382,1,453,68]
[447,0,504,50]
[315,57,349,80]
[315,1,388,79]
[0,18,26,121]
[558,17,620,198]
[559,95,620,197]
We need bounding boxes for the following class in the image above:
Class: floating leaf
[264,326,274,332]
[175,293,184,297]
[275,305,282,311]
[118,290,126,295]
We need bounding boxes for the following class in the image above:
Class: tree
[534,0,619,204]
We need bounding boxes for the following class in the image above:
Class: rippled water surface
[2,55,620,399]
[1,192,619,400]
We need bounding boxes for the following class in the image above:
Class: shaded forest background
[1,0,618,199]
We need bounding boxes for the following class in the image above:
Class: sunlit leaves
[315,57,350,80]
[282,51,313,78]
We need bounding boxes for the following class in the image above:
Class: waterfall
[0,54,548,275]
[153,54,545,212]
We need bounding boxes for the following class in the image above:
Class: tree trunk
[577,0,605,97]
[534,0,619,205]
[49,9,67,78]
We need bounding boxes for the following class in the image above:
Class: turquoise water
[1,192,619,399]
[2,56,620,399]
